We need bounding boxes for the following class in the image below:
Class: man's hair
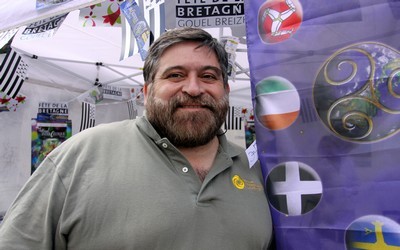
[143,27,229,86]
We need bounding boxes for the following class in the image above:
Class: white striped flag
[225,106,243,130]
[80,102,96,131]
[120,0,165,60]
[142,0,166,39]
[127,98,138,119]
[0,29,18,52]
[0,48,28,99]
[120,16,138,60]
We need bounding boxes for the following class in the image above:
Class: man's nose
[182,75,203,96]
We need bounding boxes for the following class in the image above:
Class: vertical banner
[120,0,153,61]
[245,0,400,249]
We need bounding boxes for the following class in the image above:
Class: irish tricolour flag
[255,76,300,130]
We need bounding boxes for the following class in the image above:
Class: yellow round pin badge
[232,175,245,190]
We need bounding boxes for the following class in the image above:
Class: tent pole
[14,48,94,85]
[34,57,94,85]
[101,71,143,86]
[101,64,143,85]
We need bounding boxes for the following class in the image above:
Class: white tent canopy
[0,1,253,216]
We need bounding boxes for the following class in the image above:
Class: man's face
[144,41,230,148]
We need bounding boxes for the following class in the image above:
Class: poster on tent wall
[32,102,72,174]
[245,0,400,249]
[164,0,245,29]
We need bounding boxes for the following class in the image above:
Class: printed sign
[165,0,245,29]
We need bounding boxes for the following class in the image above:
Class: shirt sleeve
[0,156,67,249]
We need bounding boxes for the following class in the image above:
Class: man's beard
[146,90,229,148]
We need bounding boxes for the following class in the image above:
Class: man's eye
[167,73,184,79]
[202,74,217,80]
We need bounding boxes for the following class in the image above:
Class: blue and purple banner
[245,0,400,248]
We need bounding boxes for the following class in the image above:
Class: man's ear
[143,84,149,105]
[226,83,230,93]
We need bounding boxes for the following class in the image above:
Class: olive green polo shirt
[0,117,273,249]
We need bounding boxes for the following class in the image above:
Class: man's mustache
[171,94,217,112]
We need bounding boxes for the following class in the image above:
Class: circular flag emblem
[266,161,322,216]
[255,76,300,130]
[345,215,400,249]
[313,42,400,143]
[258,0,303,43]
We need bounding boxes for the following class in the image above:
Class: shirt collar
[136,116,241,159]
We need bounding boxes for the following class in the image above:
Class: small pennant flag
[143,0,166,39]
[80,102,96,131]
[0,49,28,99]
[79,0,124,27]
[127,98,138,119]
[0,92,27,112]
[120,0,153,61]
[0,29,18,53]
[120,0,165,60]
[120,16,138,60]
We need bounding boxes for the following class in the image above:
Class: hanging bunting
[120,0,165,61]
[0,92,26,112]
[79,0,124,27]
[120,0,153,61]
[142,0,166,39]
[0,28,18,52]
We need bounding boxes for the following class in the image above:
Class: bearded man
[0,27,274,250]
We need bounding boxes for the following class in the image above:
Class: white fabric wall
[0,80,138,216]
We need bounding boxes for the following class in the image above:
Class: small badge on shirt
[232,175,263,191]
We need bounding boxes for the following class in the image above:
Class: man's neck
[178,137,219,182]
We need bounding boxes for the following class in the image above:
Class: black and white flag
[0,49,28,98]
[142,0,166,39]
[80,102,96,131]
[120,0,165,60]
[225,106,243,130]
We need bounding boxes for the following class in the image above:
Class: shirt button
[162,143,168,148]
[182,167,188,173]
